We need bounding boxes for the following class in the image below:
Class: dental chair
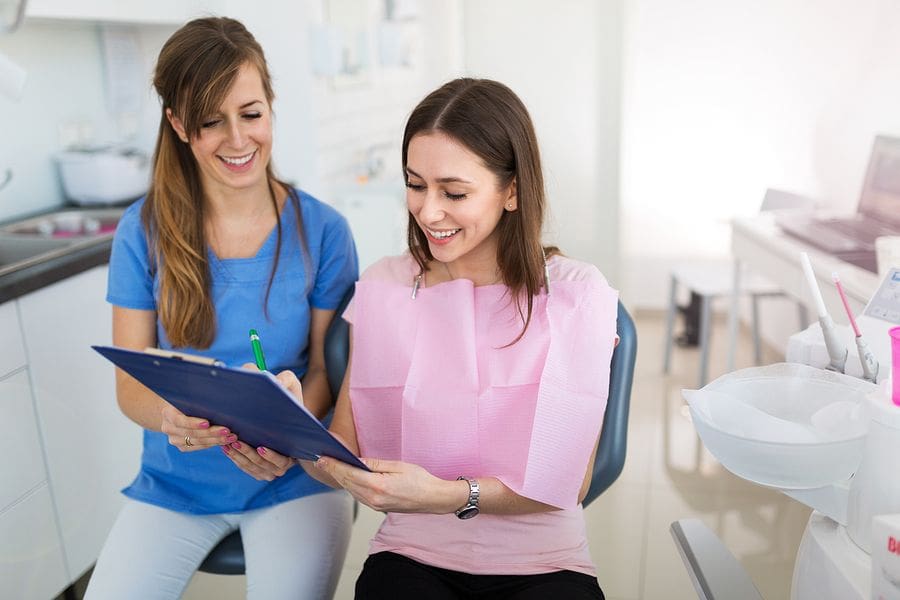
[584,300,637,506]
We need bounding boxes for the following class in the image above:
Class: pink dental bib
[347,254,618,508]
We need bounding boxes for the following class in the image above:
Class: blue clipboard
[93,345,369,471]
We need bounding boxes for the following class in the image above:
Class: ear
[504,178,518,212]
[165,108,189,143]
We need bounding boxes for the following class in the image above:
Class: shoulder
[293,188,347,228]
[359,252,418,285]
[114,197,148,243]
[547,254,615,293]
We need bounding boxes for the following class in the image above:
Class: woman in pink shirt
[300,78,619,598]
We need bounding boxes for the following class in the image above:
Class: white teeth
[427,228,460,239]
[220,151,255,166]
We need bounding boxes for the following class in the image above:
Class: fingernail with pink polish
[230,442,242,450]
[257,447,268,456]
[220,429,231,437]
[198,421,210,429]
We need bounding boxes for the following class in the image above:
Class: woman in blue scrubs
[84,17,358,600]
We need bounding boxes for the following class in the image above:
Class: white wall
[621,0,900,309]
[461,0,624,284]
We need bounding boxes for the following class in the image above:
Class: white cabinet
[27,0,225,24]
[17,265,142,583]
[0,484,68,600]
[0,301,68,600]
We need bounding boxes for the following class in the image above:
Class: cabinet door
[0,370,50,512]
[0,300,26,376]
[17,266,143,580]
[0,483,69,600]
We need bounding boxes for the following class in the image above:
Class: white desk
[728,214,880,369]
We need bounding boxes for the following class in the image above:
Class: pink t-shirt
[344,253,618,576]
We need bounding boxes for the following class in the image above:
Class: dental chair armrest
[669,519,765,600]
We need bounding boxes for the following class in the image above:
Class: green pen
[249,329,267,371]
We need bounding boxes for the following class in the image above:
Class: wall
[621,0,900,312]
[461,0,624,284]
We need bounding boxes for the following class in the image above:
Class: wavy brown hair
[142,17,301,348]
[403,78,556,340]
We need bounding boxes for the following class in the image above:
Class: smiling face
[406,131,517,274]
[167,62,272,199]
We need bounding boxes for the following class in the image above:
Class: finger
[255,446,292,473]
[360,457,405,473]
[230,441,288,478]
[274,370,303,402]
[161,404,209,431]
[221,444,272,480]
[240,362,260,371]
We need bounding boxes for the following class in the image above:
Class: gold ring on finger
[185,435,193,447]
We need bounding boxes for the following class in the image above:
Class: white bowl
[684,363,875,489]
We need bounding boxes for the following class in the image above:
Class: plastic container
[684,363,876,489]
[56,148,150,205]
[891,326,900,406]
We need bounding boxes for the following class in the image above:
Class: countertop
[0,205,116,305]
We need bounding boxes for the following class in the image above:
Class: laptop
[777,135,900,273]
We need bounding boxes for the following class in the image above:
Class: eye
[405,181,426,192]
[201,119,221,129]
[443,191,467,201]
[242,112,262,120]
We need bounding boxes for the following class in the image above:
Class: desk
[727,214,880,369]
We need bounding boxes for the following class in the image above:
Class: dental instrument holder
[856,335,879,383]
[819,313,848,373]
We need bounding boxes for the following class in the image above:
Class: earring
[506,203,513,209]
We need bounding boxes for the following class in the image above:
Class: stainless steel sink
[0,208,124,238]
[0,207,124,277]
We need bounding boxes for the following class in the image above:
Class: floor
[64,311,812,600]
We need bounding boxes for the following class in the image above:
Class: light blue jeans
[84,490,354,600]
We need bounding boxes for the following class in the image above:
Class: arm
[298,307,335,419]
[112,306,235,449]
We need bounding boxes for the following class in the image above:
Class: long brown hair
[143,16,301,348]
[403,78,555,339]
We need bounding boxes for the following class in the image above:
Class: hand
[314,457,465,514]
[222,442,294,481]
[241,363,304,406]
[160,403,236,452]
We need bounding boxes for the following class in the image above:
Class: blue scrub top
[106,190,358,514]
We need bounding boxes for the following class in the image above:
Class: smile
[218,150,256,167]
[426,228,460,240]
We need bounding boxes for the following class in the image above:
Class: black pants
[355,551,605,599]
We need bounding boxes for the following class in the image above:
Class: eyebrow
[406,167,473,185]
[240,100,263,109]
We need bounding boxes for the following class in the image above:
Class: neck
[441,245,501,287]
[204,178,281,222]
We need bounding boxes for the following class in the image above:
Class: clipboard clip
[143,347,225,367]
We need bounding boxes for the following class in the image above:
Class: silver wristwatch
[455,476,480,519]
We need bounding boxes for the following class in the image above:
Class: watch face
[456,506,479,520]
